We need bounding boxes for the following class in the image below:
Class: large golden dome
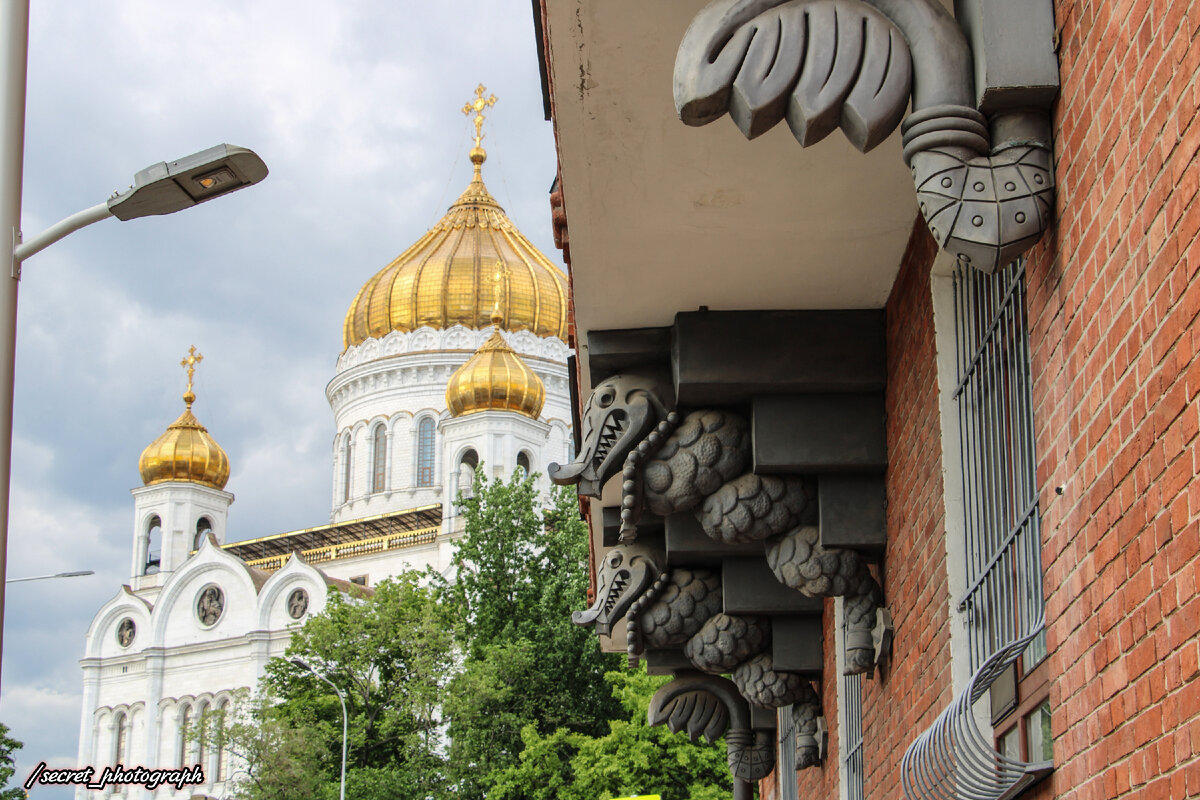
[342,147,569,349]
[446,325,546,419]
[139,348,230,490]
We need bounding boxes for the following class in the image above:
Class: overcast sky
[1,2,562,792]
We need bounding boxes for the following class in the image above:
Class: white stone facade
[78,540,333,799]
[79,320,573,797]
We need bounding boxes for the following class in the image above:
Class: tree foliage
[445,472,622,798]
[204,694,328,800]
[486,667,732,800]
[0,723,22,800]
[224,469,730,800]
[260,572,455,799]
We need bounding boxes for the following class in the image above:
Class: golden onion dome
[138,348,230,490]
[342,87,569,350]
[446,323,546,420]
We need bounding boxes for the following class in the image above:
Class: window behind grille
[953,259,1045,671]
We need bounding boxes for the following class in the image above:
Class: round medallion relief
[116,618,136,648]
[287,588,309,620]
[196,584,225,626]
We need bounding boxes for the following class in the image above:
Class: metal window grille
[777,706,799,800]
[953,259,1045,671]
[842,672,864,800]
[372,424,387,494]
[416,418,436,487]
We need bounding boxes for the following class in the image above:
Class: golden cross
[462,84,498,149]
[180,346,203,395]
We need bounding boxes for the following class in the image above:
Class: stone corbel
[673,0,1059,273]
[648,672,777,781]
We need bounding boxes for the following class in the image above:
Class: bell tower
[130,347,234,596]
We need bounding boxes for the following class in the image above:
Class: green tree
[263,572,455,799]
[487,667,732,800]
[0,723,22,800]
[202,694,328,800]
[445,471,621,798]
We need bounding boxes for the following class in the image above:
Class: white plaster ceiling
[542,0,928,374]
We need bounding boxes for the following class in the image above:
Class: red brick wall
[869,222,954,799]
[1024,1,1200,797]
[766,221,950,800]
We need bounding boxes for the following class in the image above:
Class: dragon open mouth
[592,410,628,471]
[602,570,629,615]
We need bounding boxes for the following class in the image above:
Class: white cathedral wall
[327,325,572,524]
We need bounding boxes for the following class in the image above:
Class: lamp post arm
[13,202,112,265]
[7,568,93,583]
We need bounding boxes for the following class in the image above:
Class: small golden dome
[139,348,230,490]
[342,88,569,349]
[446,328,546,419]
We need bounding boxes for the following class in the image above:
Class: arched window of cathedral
[371,423,387,494]
[458,449,479,498]
[341,435,353,503]
[416,417,435,487]
[517,450,532,476]
[177,704,191,767]
[144,516,162,575]
[195,700,209,766]
[194,517,213,550]
[214,699,229,780]
[113,711,128,765]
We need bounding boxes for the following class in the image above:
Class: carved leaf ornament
[674,0,912,151]
[648,683,730,743]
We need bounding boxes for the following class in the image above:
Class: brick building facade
[535,1,1199,798]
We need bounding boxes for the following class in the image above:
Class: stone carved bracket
[558,367,891,782]
[560,378,888,683]
[648,673,776,781]
[766,525,883,675]
[674,0,1058,273]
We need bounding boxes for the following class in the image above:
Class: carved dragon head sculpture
[570,543,664,637]
[549,373,672,499]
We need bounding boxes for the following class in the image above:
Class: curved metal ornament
[674,0,912,151]
[901,620,1052,800]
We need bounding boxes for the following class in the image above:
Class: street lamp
[14,143,269,263]
[6,568,93,584]
[291,657,348,800]
[0,1,269,690]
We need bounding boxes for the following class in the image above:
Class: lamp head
[107,144,268,221]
